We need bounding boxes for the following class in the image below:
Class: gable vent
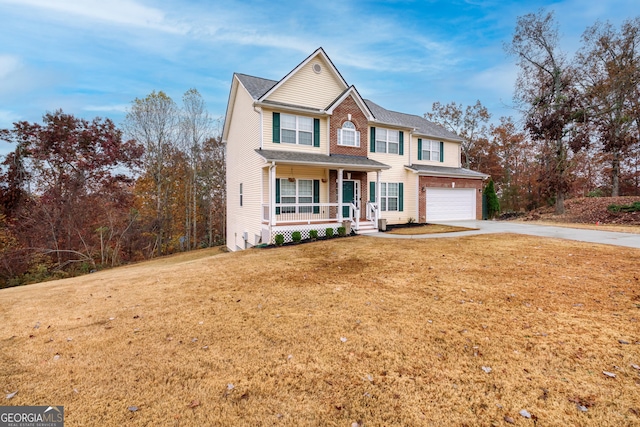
[312,63,322,74]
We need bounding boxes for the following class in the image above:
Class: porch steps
[355,221,379,235]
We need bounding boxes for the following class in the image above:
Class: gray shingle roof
[255,149,390,170]
[235,73,277,99]
[365,100,463,142]
[234,73,463,143]
[405,164,489,179]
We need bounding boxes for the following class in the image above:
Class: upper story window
[273,112,319,147]
[281,114,313,145]
[419,139,442,162]
[369,127,403,155]
[376,129,399,154]
[337,121,360,147]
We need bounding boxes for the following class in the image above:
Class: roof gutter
[403,166,488,179]
[259,158,391,171]
[253,101,329,116]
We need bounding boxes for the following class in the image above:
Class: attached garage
[426,188,476,221]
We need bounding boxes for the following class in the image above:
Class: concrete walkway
[368,220,640,249]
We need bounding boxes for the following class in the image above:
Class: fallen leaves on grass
[519,409,532,419]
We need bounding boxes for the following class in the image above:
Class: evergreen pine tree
[484,179,500,219]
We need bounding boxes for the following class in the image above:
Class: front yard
[0,235,639,426]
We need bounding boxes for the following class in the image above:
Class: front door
[342,180,359,218]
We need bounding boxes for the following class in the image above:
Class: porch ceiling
[256,149,391,171]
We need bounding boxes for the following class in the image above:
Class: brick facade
[329,95,369,157]
[418,176,484,222]
[329,169,368,220]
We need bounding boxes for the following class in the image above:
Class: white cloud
[0,55,21,80]
[466,63,518,98]
[0,110,21,128]
[84,104,129,113]
[0,0,187,33]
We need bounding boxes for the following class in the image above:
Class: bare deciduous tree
[506,10,579,214]
[124,91,179,256]
[576,18,640,196]
[425,100,491,169]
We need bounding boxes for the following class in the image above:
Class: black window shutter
[313,179,320,214]
[273,112,280,143]
[275,178,281,215]
[313,118,320,147]
[370,127,376,152]
[399,131,404,155]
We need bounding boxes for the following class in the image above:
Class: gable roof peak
[258,47,349,102]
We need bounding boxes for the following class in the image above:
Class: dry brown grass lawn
[1,236,639,426]
[386,224,477,235]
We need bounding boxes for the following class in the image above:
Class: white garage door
[426,188,476,221]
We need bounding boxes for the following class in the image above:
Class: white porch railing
[262,202,379,230]
[350,203,359,230]
[262,203,349,224]
[366,201,378,224]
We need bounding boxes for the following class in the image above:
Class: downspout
[254,105,264,149]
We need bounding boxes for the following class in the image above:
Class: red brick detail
[418,176,484,221]
[329,169,368,220]
[330,95,368,157]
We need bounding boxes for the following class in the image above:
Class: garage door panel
[426,188,476,221]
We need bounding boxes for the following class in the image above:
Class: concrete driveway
[369,220,640,249]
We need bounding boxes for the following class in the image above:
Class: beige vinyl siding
[266,57,346,109]
[369,129,415,224]
[262,168,270,204]
[367,165,415,226]
[411,135,461,168]
[226,82,264,251]
[263,109,327,153]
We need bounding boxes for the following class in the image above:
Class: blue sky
[1,0,639,148]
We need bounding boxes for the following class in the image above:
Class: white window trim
[422,140,441,161]
[281,114,313,146]
[380,182,399,212]
[376,129,399,154]
[279,178,314,213]
[337,121,361,147]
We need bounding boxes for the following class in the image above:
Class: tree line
[427,11,640,214]
[1,11,639,287]
[0,89,225,287]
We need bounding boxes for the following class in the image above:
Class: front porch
[261,201,379,242]
[255,149,389,245]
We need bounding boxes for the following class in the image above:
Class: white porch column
[270,164,277,226]
[337,168,344,222]
[376,170,381,223]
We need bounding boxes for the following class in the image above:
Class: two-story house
[223,48,488,251]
